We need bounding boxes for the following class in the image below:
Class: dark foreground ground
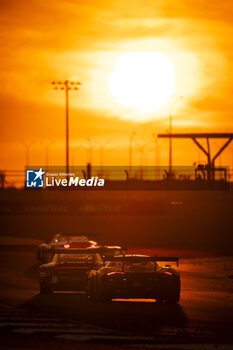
[0,247,232,350]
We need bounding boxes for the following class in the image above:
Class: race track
[0,250,232,349]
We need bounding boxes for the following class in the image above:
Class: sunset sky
[1,0,233,171]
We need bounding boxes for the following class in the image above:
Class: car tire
[86,279,94,301]
[157,278,180,304]
[96,284,111,302]
[39,281,52,294]
[36,247,41,263]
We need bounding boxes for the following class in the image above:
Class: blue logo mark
[26,168,44,188]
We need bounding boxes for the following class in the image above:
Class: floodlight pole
[40,140,55,171]
[21,141,36,168]
[94,140,110,175]
[129,131,136,178]
[168,96,183,175]
[169,114,172,174]
[65,81,69,177]
[152,134,160,179]
[51,80,81,180]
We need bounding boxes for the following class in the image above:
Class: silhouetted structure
[158,133,233,181]
[0,172,5,188]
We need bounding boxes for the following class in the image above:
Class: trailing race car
[39,247,125,294]
[39,248,103,294]
[37,234,98,263]
[87,254,180,303]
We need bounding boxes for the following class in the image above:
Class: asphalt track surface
[0,251,233,350]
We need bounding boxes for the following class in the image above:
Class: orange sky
[1,0,233,170]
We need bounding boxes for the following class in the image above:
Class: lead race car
[37,234,98,263]
[87,254,180,303]
[39,247,126,294]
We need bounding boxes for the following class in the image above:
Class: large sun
[109,52,175,114]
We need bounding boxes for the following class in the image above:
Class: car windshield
[51,235,66,244]
[55,254,95,264]
[105,259,155,271]
[51,235,91,244]
[64,236,90,242]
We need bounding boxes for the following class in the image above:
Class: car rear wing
[104,256,179,267]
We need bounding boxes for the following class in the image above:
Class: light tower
[51,80,81,178]
[129,131,136,178]
[21,141,36,168]
[168,95,183,175]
